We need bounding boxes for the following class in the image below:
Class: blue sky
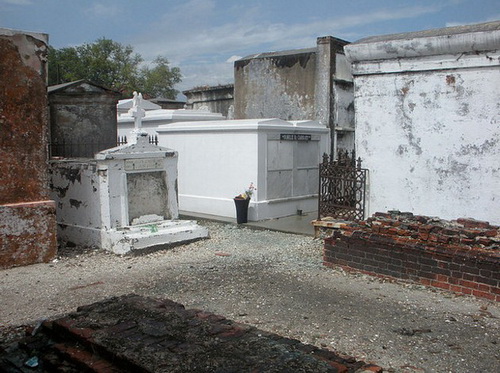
[1,0,499,96]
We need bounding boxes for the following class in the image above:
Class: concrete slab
[180,210,317,237]
[105,220,209,255]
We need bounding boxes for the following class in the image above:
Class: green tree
[138,56,182,99]
[48,38,181,99]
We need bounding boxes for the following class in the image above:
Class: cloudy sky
[1,0,499,97]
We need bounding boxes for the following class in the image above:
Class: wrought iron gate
[318,150,368,221]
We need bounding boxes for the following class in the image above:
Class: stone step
[43,319,142,372]
[50,343,122,373]
[107,220,209,254]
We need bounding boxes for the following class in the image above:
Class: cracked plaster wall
[49,143,180,250]
[347,26,500,224]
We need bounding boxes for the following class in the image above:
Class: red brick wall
[323,212,499,301]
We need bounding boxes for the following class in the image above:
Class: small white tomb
[50,93,208,254]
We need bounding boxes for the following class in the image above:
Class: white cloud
[446,14,500,27]
[85,2,122,18]
[2,0,33,4]
[226,55,242,63]
[445,21,467,27]
[136,3,440,61]
[132,1,442,90]
[177,59,234,93]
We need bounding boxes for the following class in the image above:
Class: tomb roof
[150,97,186,105]
[346,20,500,63]
[156,118,327,133]
[0,27,47,44]
[118,108,224,122]
[354,20,500,44]
[238,47,316,61]
[48,79,120,95]
[183,84,234,94]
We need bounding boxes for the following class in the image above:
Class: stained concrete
[180,210,317,237]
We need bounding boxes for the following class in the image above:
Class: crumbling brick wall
[324,212,499,301]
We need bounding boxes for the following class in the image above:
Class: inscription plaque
[125,158,163,171]
[280,134,312,141]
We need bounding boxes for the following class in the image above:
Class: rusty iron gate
[318,151,368,221]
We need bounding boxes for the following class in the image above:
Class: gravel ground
[1,220,499,372]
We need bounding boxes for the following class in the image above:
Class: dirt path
[1,221,499,372]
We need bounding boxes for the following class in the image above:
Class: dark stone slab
[0,294,382,372]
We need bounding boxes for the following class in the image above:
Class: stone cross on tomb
[128,91,147,139]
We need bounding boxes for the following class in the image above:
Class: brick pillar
[0,29,57,268]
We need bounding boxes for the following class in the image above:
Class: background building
[48,80,121,158]
[234,36,354,154]
[183,84,234,118]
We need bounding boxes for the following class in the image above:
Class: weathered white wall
[49,161,105,247]
[234,50,317,121]
[157,119,329,220]
[346,22,500,224]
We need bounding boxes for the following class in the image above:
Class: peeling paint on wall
[346,23,500,223]
[69,199,83,209]
[396,78,423,155]
[458,136,499,156]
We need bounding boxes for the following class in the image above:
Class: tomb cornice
[156,119,328,134]
[345,21,500,65]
